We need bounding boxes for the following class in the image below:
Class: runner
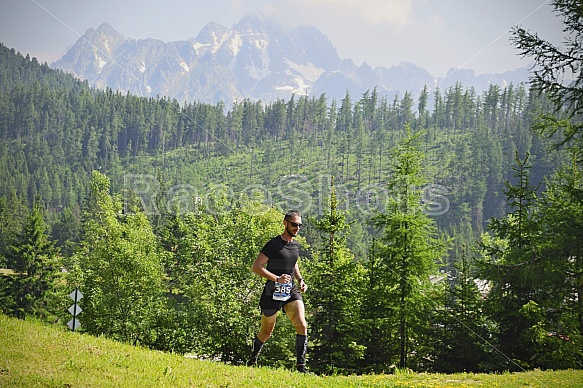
[247,210,309,373]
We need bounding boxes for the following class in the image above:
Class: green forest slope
[0,43,564,263]
[2,39,582,375]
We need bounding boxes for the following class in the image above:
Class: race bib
[273,281,292,301]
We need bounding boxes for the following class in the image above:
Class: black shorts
[259,281,303,317]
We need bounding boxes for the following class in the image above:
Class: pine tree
[477,151,544,369]
[433,246,505,372]
[306,177,366,374]
[366,125,447,370]
[531,155,583,368]
[512,0,583,163]
[0,193,27,266]
[512,0,583,117]
[2,197,60,318]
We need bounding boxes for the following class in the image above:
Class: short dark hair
[284,210,301,221]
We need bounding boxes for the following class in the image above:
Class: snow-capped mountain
[52,15,530,105]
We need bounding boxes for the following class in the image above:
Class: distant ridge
[52,15,531,105]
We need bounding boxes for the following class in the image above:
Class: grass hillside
[1,315,582,387]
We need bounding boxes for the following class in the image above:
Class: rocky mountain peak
[51,14,530,106]
[86,22,126,53]
[193,22,228,49]
[94,22,122,36]
[234,13,271,33]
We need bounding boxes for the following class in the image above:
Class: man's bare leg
[248,311,278,365]
[284,300,308,372]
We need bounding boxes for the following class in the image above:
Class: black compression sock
[250,335,264,361]
[295,334,307,366]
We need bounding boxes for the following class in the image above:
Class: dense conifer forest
[1,1,582,372]
[0,44,562,260]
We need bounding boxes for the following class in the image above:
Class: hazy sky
[0,0,565,77]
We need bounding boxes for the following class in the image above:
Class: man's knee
[295,320,307,335]
[258,330,272,342]
[260,323,275,336]
[259,312,277,339]
[287,310,308,333]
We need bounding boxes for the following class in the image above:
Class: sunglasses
[286,220,303,228]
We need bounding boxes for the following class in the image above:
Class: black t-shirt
[260,235,301,277]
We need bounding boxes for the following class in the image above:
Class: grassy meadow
[1,314,582,387]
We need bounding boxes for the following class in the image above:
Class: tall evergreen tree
[477,152,545,369]
[51,204,81,256]
[0,193,27,266]
[532,155,583,368]
[479,150,583,369]
[433,246,505,372]
[512,0,583,163]
[512,0,583,117]
[2,197,60,318]
[305,178,366,375]
[366,125,447,370]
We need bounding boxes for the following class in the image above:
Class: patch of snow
[193,42,210,55]
[275,76,312,95]
[254,38,268,50]
[180,61,190,72]
[196,29,230,55]
[228,32,243,56]
[139,61,146,73]
[285,60,325,82]
[214,30,232,54]
[275,61,324,94]
[242,33,271,80]
[103,39,110,53]
[210,30,226,52]
[275,84,295,92]
[96,55,107,73]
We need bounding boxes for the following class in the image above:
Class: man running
[247,210,309,373]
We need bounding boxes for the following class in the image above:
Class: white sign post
[67,288,83,331]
